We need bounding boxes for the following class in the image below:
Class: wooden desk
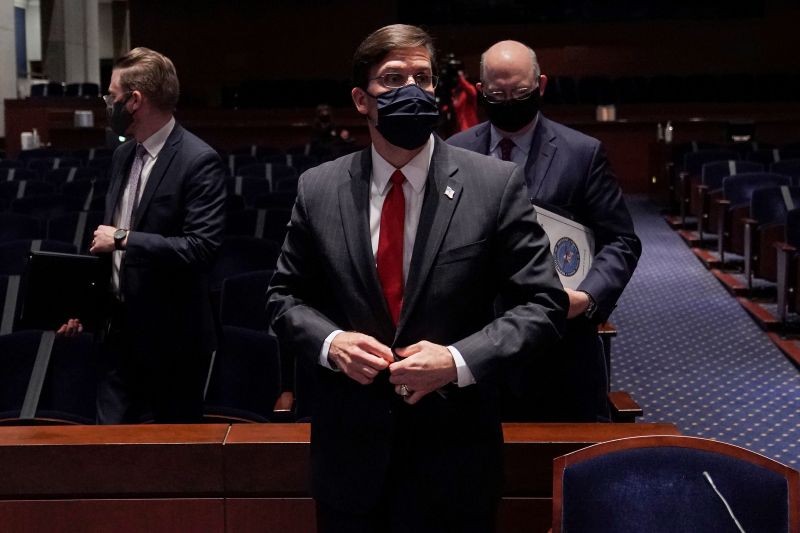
[0,422,678,533]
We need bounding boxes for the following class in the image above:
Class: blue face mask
[372,84,439,150]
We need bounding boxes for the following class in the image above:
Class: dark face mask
[481,89,541,133]
[108,95,134,136]
[372,84,439,150]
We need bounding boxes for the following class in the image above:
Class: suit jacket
[105,122,227,361]
[266,137,567,513]
[448,116,641,420]
[448,115,641,319]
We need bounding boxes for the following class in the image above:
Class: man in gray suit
[267,25,567,533]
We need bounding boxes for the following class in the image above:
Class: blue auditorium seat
[1,168,39,183]
[226,176,272,207]
[219,269,274,330]
[209,236,282,293]
[0,214,41,243]
[47,211,105,254]
[0,330,96,424]
[770,159,800,182]
[717,173,793,262]
[239,162,298,189]
[0,180,56,203]
[553,435,798,533]
[11,194,84,222]
[44,167,104,187]
[203,326,281,423]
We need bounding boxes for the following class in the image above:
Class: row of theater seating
[662,141,800,344]
[29,81,100,98]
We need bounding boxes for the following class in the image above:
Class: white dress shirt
[112,117,176,295]
[319,135,476,387]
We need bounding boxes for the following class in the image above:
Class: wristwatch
[581,291,597,319]
[113,228,128,250]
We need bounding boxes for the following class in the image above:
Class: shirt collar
[488,112,539,156]
[140,116,176,159]
[370,134,434,195]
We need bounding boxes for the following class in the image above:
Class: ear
[351,87,369,116]
[538,75,548,97]
[129,90,144,111]
[475,81,483,93]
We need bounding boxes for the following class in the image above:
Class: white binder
[533,205,594,289]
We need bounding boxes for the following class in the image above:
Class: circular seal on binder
[553,237,580,277]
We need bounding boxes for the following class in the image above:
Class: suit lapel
[474,122,492,155]
[105,142,135,225]
[397,138,461,333]
[339,149,395,328]
[525,116,557,199]
[131,124,182,230]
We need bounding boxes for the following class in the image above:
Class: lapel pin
[444,186,455,199]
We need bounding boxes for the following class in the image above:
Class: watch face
[114,229,127,240]
[553,237,580,277]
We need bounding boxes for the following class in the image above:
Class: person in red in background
[451,69,479,131]
[436,53,479,136]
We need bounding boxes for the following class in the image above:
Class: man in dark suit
[448,40,641,421]
[60,47,226,424]
[267,25,567,533]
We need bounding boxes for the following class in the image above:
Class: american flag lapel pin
[444,186,455,199]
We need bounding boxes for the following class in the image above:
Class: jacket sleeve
[576,143,641,322]
[266,173,341,366]
[452,165,569,381]
[124,149,227,270]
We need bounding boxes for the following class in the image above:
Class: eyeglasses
[102,92,132,108]
[370,73,439,90]
[481,85,538,104]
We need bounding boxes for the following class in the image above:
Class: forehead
[483,54,535,86]
[108,69,123,93]
[372,46,432,74]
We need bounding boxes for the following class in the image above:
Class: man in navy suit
[267,25,567,532]
[61,48,227,423]
[448,40,641,421]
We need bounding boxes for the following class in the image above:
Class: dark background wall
[128,0,798,107]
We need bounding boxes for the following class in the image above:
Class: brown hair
[352,24,436,89]
[114,47,180,111]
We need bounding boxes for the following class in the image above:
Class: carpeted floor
[610,195,800,467]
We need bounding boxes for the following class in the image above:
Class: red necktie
[499,137,514,161]
[377,169,405,325]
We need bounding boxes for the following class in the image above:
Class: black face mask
[372,84,439,150]
[108,95,134,136]
[481,89,541,133]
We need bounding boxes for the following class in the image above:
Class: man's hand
[90,225,118,254]
[565,288,590,319]
[389,341,457,404]
[328,331,394,385]
[56,318,83,337]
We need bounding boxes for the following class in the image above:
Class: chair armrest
[271,391,296,423]
[608,391,643,423]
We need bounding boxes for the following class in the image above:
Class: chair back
[770,159,800,182]
[220,269,274,330]
[553,435,800,533]
[701,160,763,190]
[683,149,738,175]
[787,208,800,247]
[750,186,800,227]
[722,172,792,207]
[204,326,281,422]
